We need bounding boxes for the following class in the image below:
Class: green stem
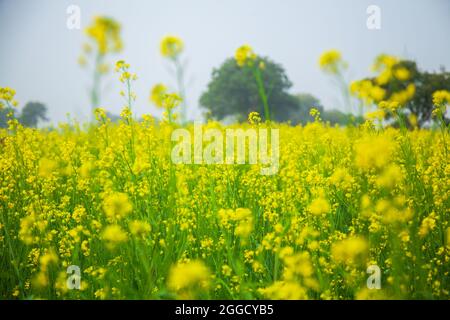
[174,58,187,123]
[91,53,102,121]
[253,68,271,122]
[437,111,448,158]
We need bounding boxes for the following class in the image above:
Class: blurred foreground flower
[163,93,182,110]
[102,225,128,250]
[85,16,122,55]
[319,49,345,74]
[432,90,450,118]
[168,260,211,298]
[331,236,368,265]
[160,35,184,59]
[432,90,450,106]
[150,83,168,108]
[103,192,133,221]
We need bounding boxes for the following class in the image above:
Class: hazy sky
[1,0,449,124]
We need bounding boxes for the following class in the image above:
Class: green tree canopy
[409,67,450,126]
[290,93,323,124]
[322,109,364,126]
[0,107,14,128]
[358,59,450,127]
[200,57,299,122]
[18,102,48,128]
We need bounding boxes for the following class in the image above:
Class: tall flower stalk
[79,16,123,120]
[235,45,271,122]
[318,50,352,117]
[115,60,137,113]
[432,90,450,156]
[115,60,138,160]
[160,35,188,123]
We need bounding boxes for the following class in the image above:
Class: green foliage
[290,93,362,126]
[367,60,450,127]
[0,107,15,128]
[410,67,450,126]
[322,109,363,126]
[290,93,322,124]
[18,102,49,128]
[105,111,121,123]
[0,102,48,128]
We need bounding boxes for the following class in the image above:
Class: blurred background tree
[0,107,14,128]
[200,57,300,122]
[201,56,365,125]
[0,102,49,128]
[352,56,450,127]
[409,66,450,126]
[321,109,364,126]
[105,111,121,123]
[292,93,362,125]
[18,102,49,128]
[290,93,323,124]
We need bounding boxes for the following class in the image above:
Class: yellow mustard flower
[319,49,344,74]
[331,236,368,265]
[85,16,123,55]
[102,224,128,249]
[167,260,211,293]
[150,83,168,108]
[235,44,257,67]
[160,35,184,58]
[102,192,133,221]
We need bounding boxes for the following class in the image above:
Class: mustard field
[0,116,449,299]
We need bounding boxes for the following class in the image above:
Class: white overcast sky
[0,0,449,124]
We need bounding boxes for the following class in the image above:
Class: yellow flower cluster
[372,54,399,85]
[331,236,368,265]
[389,83,416,106]
[115,60,137,83]
[85,16,123,55]
[162,92,182,110]
[308,196,330,216]
[168,260,211,298]
[160,35,184,59]
[0,87,18,109]
[354,135,396,170]
[101,225,128,250]
[150,83,168,108]
[432,90,450,117]
[102,192,133,221]
[319,49,345,74]
[351,54,416,108]
[248,111,262,125]
[218,208,254,240]
[129,220,151,237]
[235,44,257,67]
[432,90,450,106]
[378,100,402,113]
[350,80,386,105]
